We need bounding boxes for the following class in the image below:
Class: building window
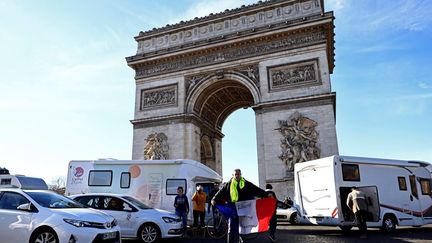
[342,164,360,181]
[120,173,131,188]
[88,170,112,186]
[398,177,407,191]
[166,179,186,195]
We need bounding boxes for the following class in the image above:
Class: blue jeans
[176,211,188,232]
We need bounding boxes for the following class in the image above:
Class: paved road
[125,223,432,243]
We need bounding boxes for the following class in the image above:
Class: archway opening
[222,108,259,184]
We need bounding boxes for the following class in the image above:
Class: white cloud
[325,0,347,12]
[418,82,432,89]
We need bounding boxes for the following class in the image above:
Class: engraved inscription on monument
[268,59,320,91]
[141,85,177,109]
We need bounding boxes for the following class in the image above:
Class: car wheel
[289,213,298,224]
[139,223,160,243]
[381,215,396,233]
[30,228,58,243]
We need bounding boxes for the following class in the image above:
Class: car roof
[70,193,129,198]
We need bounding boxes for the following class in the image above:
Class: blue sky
[1,0,431,185]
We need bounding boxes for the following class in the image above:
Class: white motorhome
[65,159,222,217]
[294,155,432,232]
[0,173,48,190]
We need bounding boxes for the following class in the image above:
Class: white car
[276,200,299,224]
[0,188,120,243]
[70,193,183,243]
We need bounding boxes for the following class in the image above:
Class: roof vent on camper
[0,167,10,175]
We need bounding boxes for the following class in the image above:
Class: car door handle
[410,195,413,201]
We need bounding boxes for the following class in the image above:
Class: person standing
[174,186,189,234]
[211,168,269,243]
[346,186,368,238]
[266,184,277,242]
[207,183,219,216]
[192,185,207,228]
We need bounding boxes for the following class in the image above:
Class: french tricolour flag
[236,198,276,234]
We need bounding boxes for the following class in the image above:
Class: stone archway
[126,0,338,198]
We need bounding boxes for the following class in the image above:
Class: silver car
[71,193,183,243]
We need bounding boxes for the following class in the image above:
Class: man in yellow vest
[211,168,269,243]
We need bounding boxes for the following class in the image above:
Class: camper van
[294,155,432,232]
[0,172,48,190]
[65,159,222,217]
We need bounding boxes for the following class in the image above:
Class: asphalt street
[124,222,432,243]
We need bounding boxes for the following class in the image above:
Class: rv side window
[88,170,112,186]
[409,175,418,199]
[1,178,11,185]
[342,164,360,181]
[419,179,431,195]
[398,177,407,191]
[166,179,186,195]
[120,172,131,188]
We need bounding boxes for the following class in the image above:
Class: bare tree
[49,176,66,195]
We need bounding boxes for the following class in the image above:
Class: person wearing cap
[346,186,368,238]
[192,185,207,228]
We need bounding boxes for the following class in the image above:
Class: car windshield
[26,191,84,209]
[122,196,152,209]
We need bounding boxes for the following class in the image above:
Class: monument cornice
[127,21,334,80]
[133,0,326,55]
[127,12,333,62]
[253,92,336,119]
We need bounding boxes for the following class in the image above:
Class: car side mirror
[17,203,34,212]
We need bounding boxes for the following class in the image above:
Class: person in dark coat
[211,168,269,243]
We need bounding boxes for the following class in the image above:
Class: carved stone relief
[184,64,260,95]
[144,132,169,160]
[141,85,177,109]
[268,59,320,91]
[277,112,320,173]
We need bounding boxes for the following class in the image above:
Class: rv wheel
[381,216,396,233]
[138,223,161,243]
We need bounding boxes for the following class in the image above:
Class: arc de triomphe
[126,0,338,197]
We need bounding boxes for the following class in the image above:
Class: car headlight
[162,216,181,223]
[63,218,107,228]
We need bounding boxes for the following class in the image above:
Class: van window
[419,179,431,195]
[166,179,186,195]
[120,172,131,188]
[398,177,407,191]
[16,176,48,190]
[342,164,360,181]
[88,170,112,186]
[1,178,11,185]
[409,175,418,199]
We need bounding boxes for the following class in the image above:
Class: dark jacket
[212,178,267,204]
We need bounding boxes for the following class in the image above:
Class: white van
[65,159,222,217]
[294,155,432,232]
[0,173,48,190]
